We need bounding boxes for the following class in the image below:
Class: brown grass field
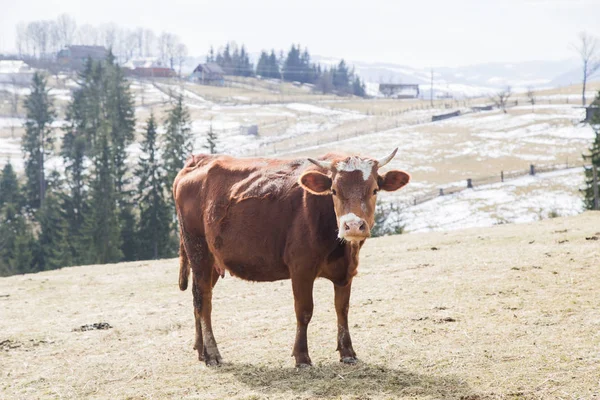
[1,212,600,399]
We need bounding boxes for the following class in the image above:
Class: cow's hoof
[205,358,221,367]
[296,362,312,368]
[341,356,358,364]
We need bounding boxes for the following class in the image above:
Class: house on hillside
[191,63,225,85]
[0,60,35,84]
[121,58,175,78]
[131,66,176,78]
[586,98,600,123]
[379,83,420,99]
[57,45,107,69]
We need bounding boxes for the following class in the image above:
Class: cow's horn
[307,158,333,170]
[377,148,398,168]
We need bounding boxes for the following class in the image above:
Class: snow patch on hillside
[392,168,585,233]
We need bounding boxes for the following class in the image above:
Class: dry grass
[2,213,600,399]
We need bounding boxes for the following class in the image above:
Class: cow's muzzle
[338,213,370,241]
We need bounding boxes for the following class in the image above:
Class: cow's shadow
[214,360,475,398]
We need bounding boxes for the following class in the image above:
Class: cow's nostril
[359,221,366,231]
[344,223,350,231]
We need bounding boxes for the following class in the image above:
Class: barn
[192,63,225,85]
[131,66,176,78]
[57,45,108,69]
[379,83,420,99]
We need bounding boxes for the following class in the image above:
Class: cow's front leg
[291,277,315,367]
[334,280,357,363]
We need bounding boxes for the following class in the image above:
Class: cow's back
[174,155,318,281]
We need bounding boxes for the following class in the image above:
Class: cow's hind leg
[334,281,357,364]
[291,276,315,367]
[183,231,222,366]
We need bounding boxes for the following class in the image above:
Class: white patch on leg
[335,157,373,180]
[338,213,361,239]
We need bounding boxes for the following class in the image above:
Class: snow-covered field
[399,167,585,233]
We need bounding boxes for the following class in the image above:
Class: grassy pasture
[1,212,599,399]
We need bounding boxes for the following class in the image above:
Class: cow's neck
[305,193,363,285]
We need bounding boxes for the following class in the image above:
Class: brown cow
[173,149,409,367]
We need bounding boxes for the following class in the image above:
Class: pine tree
[61,122,89,265]
[37,189,72,270]
[22,72,55,211]
[207,46,215,63]
[332,60,351,94]
[283,45,302,82]
[136,114,174,259]
[239,45,253,77]
[268,50,280,79]
[256,51,270,78]
[163,95,193,187]
[204,122,218,154]
[315,69,334,94]
[352,76,366,97]
[583,91,600,210]
[104,53,135,196]
[0,161,34,276]
[0,162,23,210]
[104,53,137,261]
[85,132,122,264]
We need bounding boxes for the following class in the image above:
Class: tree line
[0,54,195,276]
[14,14,188,69]
[208,42,366,97]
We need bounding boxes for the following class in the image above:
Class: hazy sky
[2,0,599,67]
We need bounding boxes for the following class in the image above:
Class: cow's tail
[179,237,190,291]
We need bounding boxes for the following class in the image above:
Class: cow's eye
[373,189,379,195]
[331,189,337,196]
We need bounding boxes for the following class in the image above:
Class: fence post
[439,188,444,196]
[593,165,599,211]
[467,178,473,189]
[501,171,504,182]
[530,164,535,176]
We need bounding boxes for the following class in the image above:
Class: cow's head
[299,148,410,243]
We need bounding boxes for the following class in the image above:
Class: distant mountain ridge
[311,56,593,98]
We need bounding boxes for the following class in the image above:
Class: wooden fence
[401,162,591,208]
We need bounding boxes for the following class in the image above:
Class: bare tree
[55,14,77,49]
[175,43,188,77]
[100,23,118,51]
[143,29,156,57]
[48,20,61,55]
[124,30,138,62]
[15,22,28,57]
[77,24,99,45]
[27,20,54,59]
[526,86,535,113]
[572,32,600,106]
[133,27,144,58]
[158,32,177,68]
[9,77,20,139]
[490,86,512,113]
[26,22,41,58]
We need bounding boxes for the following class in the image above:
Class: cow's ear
[377,170,410,192]
[299,171,332,195]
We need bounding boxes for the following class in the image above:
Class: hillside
[1,212,599,399]
[1,72,598,235]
